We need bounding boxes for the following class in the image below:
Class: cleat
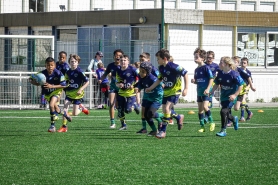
[246,112,253,121]
[82,107,89,115]
[198,126,205,133]
[177,114,184,130]
[48,125,56,132]
[119,126,127,130]
[216,131,227,137]
[110,124,116,129]
[168,119,174,125]
[57,126,67,132]
[63,111,72,122]
[204,116,208,124]
[233,116,239,130]
[239,117,245,122]
[136,129,147,134]
[209,123,215,131]
[156,131,166,139]
[134,105,140,115]
[68,112,72,116]
[227,121,232,127]
[147,131,157,136]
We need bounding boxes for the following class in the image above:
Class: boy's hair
[155,49,170,60]
[222,56,235,70]
[45,57,55,63]
[69,54,81,63]
[206,50,215,58]
[121,54,129,61]
[194,47,206,59]
[139,52,150,60]
[232,56,241,64]
[241,57,249,64]
[134,61,140,68]
[169,56,174,62]
[97,62,104,68]
[59,51,67,56]
[113,49,124,56]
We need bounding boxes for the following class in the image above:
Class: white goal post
[0,35,55,58]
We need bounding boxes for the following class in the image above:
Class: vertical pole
[89,72,93,109]
[19,73,22,110]
[161,0,164,49]
[99,39,102,51]
[35,0,37,12]
[232,26,237,57]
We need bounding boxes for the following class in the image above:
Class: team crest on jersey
[126,73,131,77]
[74,73,78,77]
[227,80,230,83]
[200,72,203,74]
[70,79,74,83]
[219,78,222,81]
[211,67,215,71]
[166,71,170,75]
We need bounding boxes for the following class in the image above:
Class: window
[29,0,44,12]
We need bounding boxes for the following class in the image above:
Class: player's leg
[117,95,127,130]
[108,91,116,128]
[168,95,184,130]
[48,95,59,132]
[197,99,205,132]
[78,99,89,115]
[58,98,72,133]
[203,96,215,131]
[244,89,253,121]
[146,101,161,136]
[136,101,147,133]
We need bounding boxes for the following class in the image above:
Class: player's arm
[145,79,161,93]
[29,78,40,86]
[210,79,219,96]
[87,59,94,72]
[247,77,256,92]
[204,78,214,95]
[182,73,189,96]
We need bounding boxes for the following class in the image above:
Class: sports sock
[245,104,251,115]
[205,110,213,123]
[63,120,67,126]
[141,118,147,129]
[154,113,163,123]
[110,119,115,125]
[198,113,204,126]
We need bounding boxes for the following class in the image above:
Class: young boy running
[99,49,124,128]
[29,57,67,132]
[58,54,89,132]
[146,49,188,139]
[210,56,244,137]
[192,48,215,132]
[136,62,164,136]
[115,55,139,130]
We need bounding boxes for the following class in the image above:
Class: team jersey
[158,62,187,97]
[96,68,109,84]
[214,70,244,101]
[104,62,121,90]
[237,67,251,85]
[64,67,89,99]
[151,64,159,77]
[116,65,138,97]
[138,74,163,103]
[205,62,220,77]
[194,65,214,96]
[56,61,70,75]
[33,69,66,99]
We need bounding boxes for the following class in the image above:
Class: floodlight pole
[161,0,165,49]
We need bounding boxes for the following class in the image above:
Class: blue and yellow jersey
[138,74,163,103]
[158,62,187,97]
[104,62,121,90]
[151,65,160,77]
[194,65,214,96]
[116,66,138,97]
[237,67,251,86]
[205,62,220,78]
[32,69,66,101]
[214,70,244,102]
[56,61,70,75]
[64,67,89,99]
[96,68,109,84]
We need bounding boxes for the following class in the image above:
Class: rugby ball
[31,73,46,85]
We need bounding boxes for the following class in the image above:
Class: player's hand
[251,87,256,92]
[116,83,124,88]
[203,89,210,96]
[191,79,195,83]
[44,83,53,89]
[77,90,82,95]
[98,80,102,84]
[145,88,151,93]
[229,94,236,102]
[134,88,139,93]
[182,89,187,96]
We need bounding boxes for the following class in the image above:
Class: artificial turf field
[0,107,278,185]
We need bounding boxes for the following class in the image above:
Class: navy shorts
[197,95,210,102]
[162,95,179,105]
[65,96,84,105]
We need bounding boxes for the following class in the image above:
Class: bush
[255,98,264,103]
[271,97,278,102]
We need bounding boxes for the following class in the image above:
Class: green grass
[0,107,278,185]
